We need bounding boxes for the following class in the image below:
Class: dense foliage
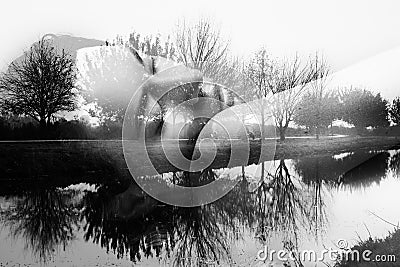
[341,88,389,133]
[294,90,340,138]
[389,97,400,125]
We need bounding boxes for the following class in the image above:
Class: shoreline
[0,136,399,181]
[274,136,400,159]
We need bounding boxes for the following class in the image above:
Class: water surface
[0,148,399,266]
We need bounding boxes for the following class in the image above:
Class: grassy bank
[0,136,399,182]
[275,136,400,159]
[337,228,400,267]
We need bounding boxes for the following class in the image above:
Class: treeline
[88,25,400,141]
[1,116,398,140]
[293,89,400,138]
[0,116,121,140]
[1,18,400,141]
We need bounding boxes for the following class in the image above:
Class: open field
[0,136,399,183]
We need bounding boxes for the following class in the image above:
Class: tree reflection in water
[390,150,400,177]
[1,186,80,262]
[81,171,234,266]
[339,151,390,189]
[293,156,333,237]
[3,149,397,265]
[171,169,218,187]
[81,161,323,266]
[249,160,319,267]
[294,150,390,188]
[292,150,394,238]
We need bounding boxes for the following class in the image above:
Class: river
[0,148,399,266]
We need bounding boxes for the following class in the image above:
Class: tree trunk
[39,117,48,139]
[40,118,47,129]
[47,115,52,127]
[261,162,265,180]
[279,127,286,141]
[260,99,265,140]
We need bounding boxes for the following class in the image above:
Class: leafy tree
[389,97,400,125]
[0,39,77,128]
[293,56,338,139]
[294,90,339,138]
[341,88,389,133]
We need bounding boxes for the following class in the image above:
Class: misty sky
[1,0,400,72]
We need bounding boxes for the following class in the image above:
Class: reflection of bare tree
[390,150,400,177]
[293,157,329,237]
[43,156,335,267]
[81,183,161,263]
[308,170,328,238]
[0,158,334,266]
[246,160,328,267]
[265,161,310,247]
[171,206,231,266]
[80,160,327,266]
[2,150,395,266]
[81,179,233,266]
[2,187,80,262]
[80,165,285,266]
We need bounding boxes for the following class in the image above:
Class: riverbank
[275,136,400,159]
[0,136,399,181]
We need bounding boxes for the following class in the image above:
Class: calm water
[0,149,399,266]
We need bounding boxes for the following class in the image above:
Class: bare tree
[270,54,324,141]
[247,48,273,97]
[0,39,77,128]
[175,18,229,78]
[308,54,331,138]
[246,48,276,138]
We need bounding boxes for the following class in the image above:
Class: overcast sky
[1,0,400,72]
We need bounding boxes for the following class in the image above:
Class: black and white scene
[0,0,400,266]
